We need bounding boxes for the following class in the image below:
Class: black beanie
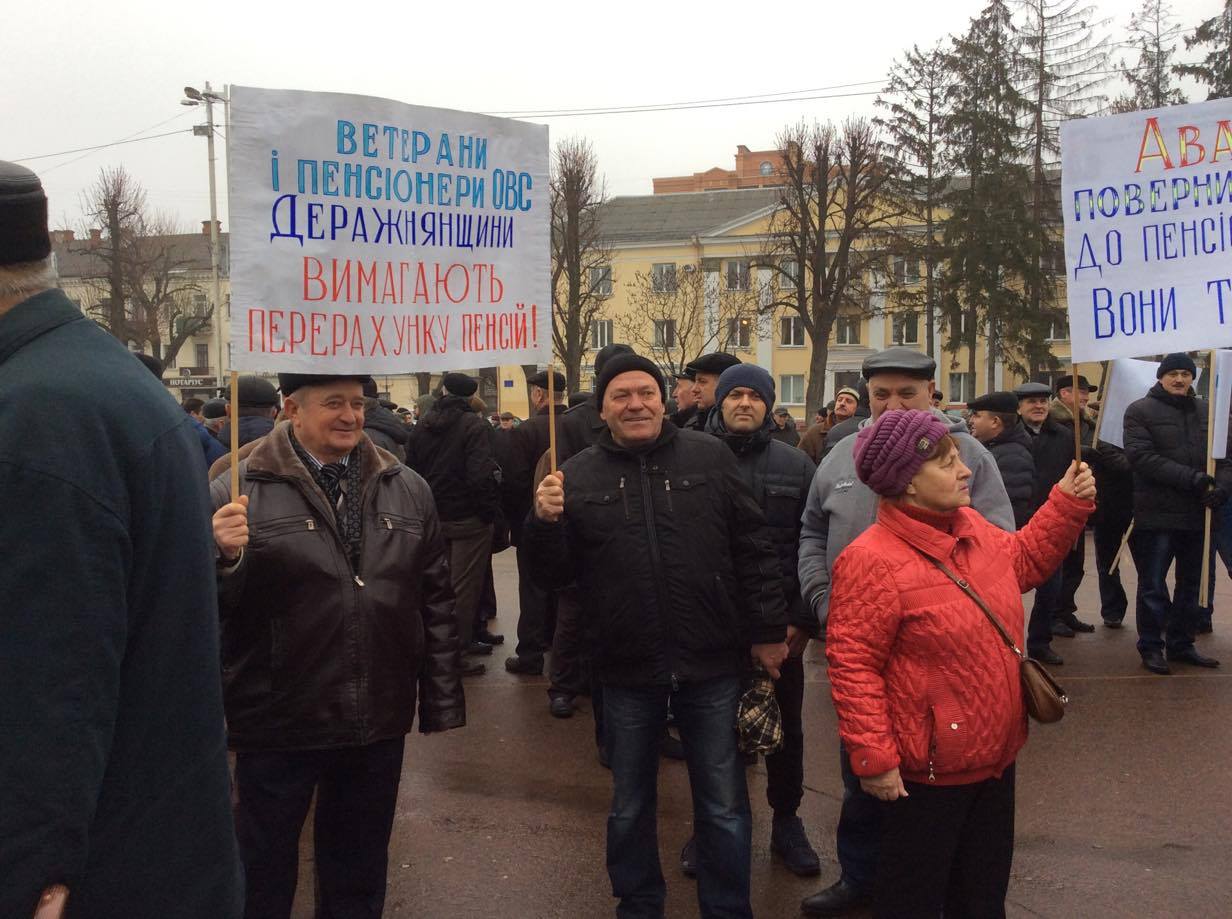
[1157,353,1197,379]
[0,161,51,266]
[595,354,666,406]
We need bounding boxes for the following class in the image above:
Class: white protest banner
[1060,99,1232,363]
[1213,350,1232,461]
[227,86,550,373]
[1097,357,1159,448]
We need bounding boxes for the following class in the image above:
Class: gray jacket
[797,411,1015,626]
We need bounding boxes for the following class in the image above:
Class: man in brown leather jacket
[210,372,465,919]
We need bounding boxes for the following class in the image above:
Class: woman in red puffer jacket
[826,409,1095,919]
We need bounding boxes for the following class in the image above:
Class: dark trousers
[514,544,555,660]
[549,586,590,698]
[1027,568,1064,654]
[1057,530,1087,618]
[477,558,498,624]
[764,655,805,817]
[1201,502,1232,617]
[1129,527,1202,656]
[440,517,492,649]
[835,743,882,892]
[874,764,1016,919]
[604,676,752,919]
[234,737,405,919]
[1094,515,1132,623]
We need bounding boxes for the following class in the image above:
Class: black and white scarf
[290,432,364,569]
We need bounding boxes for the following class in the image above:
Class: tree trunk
[414,371,433,399]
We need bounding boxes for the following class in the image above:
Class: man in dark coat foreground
[524,353,788,919]
[967,390,1035,529]
[0,160,242,918]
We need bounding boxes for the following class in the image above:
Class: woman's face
[905,443,972,512]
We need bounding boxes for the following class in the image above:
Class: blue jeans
[1129,528,1202,656]
[1027,568,1064,655]
[603,676,752,919]
[836,743,882,892]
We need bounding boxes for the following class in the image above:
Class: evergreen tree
[941,0,1034,393]
[875,42,953,363]
[1113,0,1187,111]
[1175,0,1232,100]
[1016,0,1110,380]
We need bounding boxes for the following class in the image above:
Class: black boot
[770,814,821,877]
[800,877,871,917]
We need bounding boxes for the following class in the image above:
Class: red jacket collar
[876,500,980,563]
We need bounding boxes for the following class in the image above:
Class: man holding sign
[211,373,465,917]
[1123,354,1230,674]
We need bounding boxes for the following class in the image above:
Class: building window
[893,256,920,284]
[726,317,753,350]
[653,319,677,349]
[759,161,774,177]
[651,262,677,294]
[1046,312,1069,341]
[590,319,613,350]
[725,259,750,291]
[780,315,806,347]
[835,315,861,345]
[948,372,975,404]
[191,293,208,317]
[589,265,612,297]
[834,370,862,395]
[779,259,798,291]
[892,310,919,345]
[1035,370,1065,392]
[780,374,806,405]
[195,344,210,369]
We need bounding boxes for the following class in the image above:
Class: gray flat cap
[862,347,936,380]
[1014,382,1053,399]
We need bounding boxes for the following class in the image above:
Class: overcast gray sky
[4,0,1221,232]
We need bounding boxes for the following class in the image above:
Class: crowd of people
[3,157,1230,919]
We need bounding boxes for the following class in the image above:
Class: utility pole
[183,82,227,387]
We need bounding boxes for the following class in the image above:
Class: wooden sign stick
[1200,350,1218,606]
[1071,360,1084,465]
[229,370,241,499]
[547,364,558,474]
[1091,360,1111,446]
[1109,519,1134,576]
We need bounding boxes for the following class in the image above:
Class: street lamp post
[183,83,226,389]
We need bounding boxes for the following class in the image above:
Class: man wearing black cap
[671,365,700,428]
[818,381,871,461]
[1049,375,1100,636]
[406,371,501,671]
[202,396,228,435]
[798,346,1012,918]
[524,352,788,919]
[210,372,464,916]
[505,368,568,678]
[1015,381,1079,664]
[685,351,742,431]
[360,376,409,462]
[1123,353,1230,674]
[219,375,282,449]
[968,391,1036,529]
[0,160,242,916]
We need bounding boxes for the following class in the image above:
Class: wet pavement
[290,543,1232,918]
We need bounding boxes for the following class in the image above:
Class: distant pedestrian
[770,406,801,447]
[218,374,281,449]
[684,351,741,431]
[967,390,1035,529]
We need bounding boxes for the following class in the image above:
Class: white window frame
[780,315,806,347]
[590,319,613,350]
[835,315,861,345]
[892,310,920,345]
[653,318,677,349]
[589,265,612,297]
[726,317,752,350]
[725,259,750,291]
[779,374,806,405]
[948,372,975,404]
[651,262,678,294]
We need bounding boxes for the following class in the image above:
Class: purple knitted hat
[853,410,953,496]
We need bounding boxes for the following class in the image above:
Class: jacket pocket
[580,489,629,524]
[250,513,318,545]
[929,702,969,773]
[377,512,423,535]
[763,482,802,528]
[665,473,708,516]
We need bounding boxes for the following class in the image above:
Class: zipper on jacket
[619,476,631,521]
[380,515,393,530]
[640,455,679,686]
[664,478,674,513]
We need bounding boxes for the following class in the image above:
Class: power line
[14,127,194,165]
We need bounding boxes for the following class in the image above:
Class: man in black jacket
[1092,438,1134,627]
[360,376,409,461]
[406,372,500,665]
[1017,381,1076,665]
[525,353,788,919]
[1048,376,1099,636]
[505,368,567,676]
[212,374,464,917]
[218,374,281,449]
[704,363,820,877]
[0,161,242,919]
[684,350,741,430]
[967,391,1036,529]
[1123,353,1230,674]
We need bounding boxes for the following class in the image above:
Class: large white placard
[1097,358,1160,448]
[1213,350,1232,461]
[1060,99,1232,362]
[227,86,550,373]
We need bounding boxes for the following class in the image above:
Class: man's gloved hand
[1201,485,1228,510]
[1192,472,1217,495]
